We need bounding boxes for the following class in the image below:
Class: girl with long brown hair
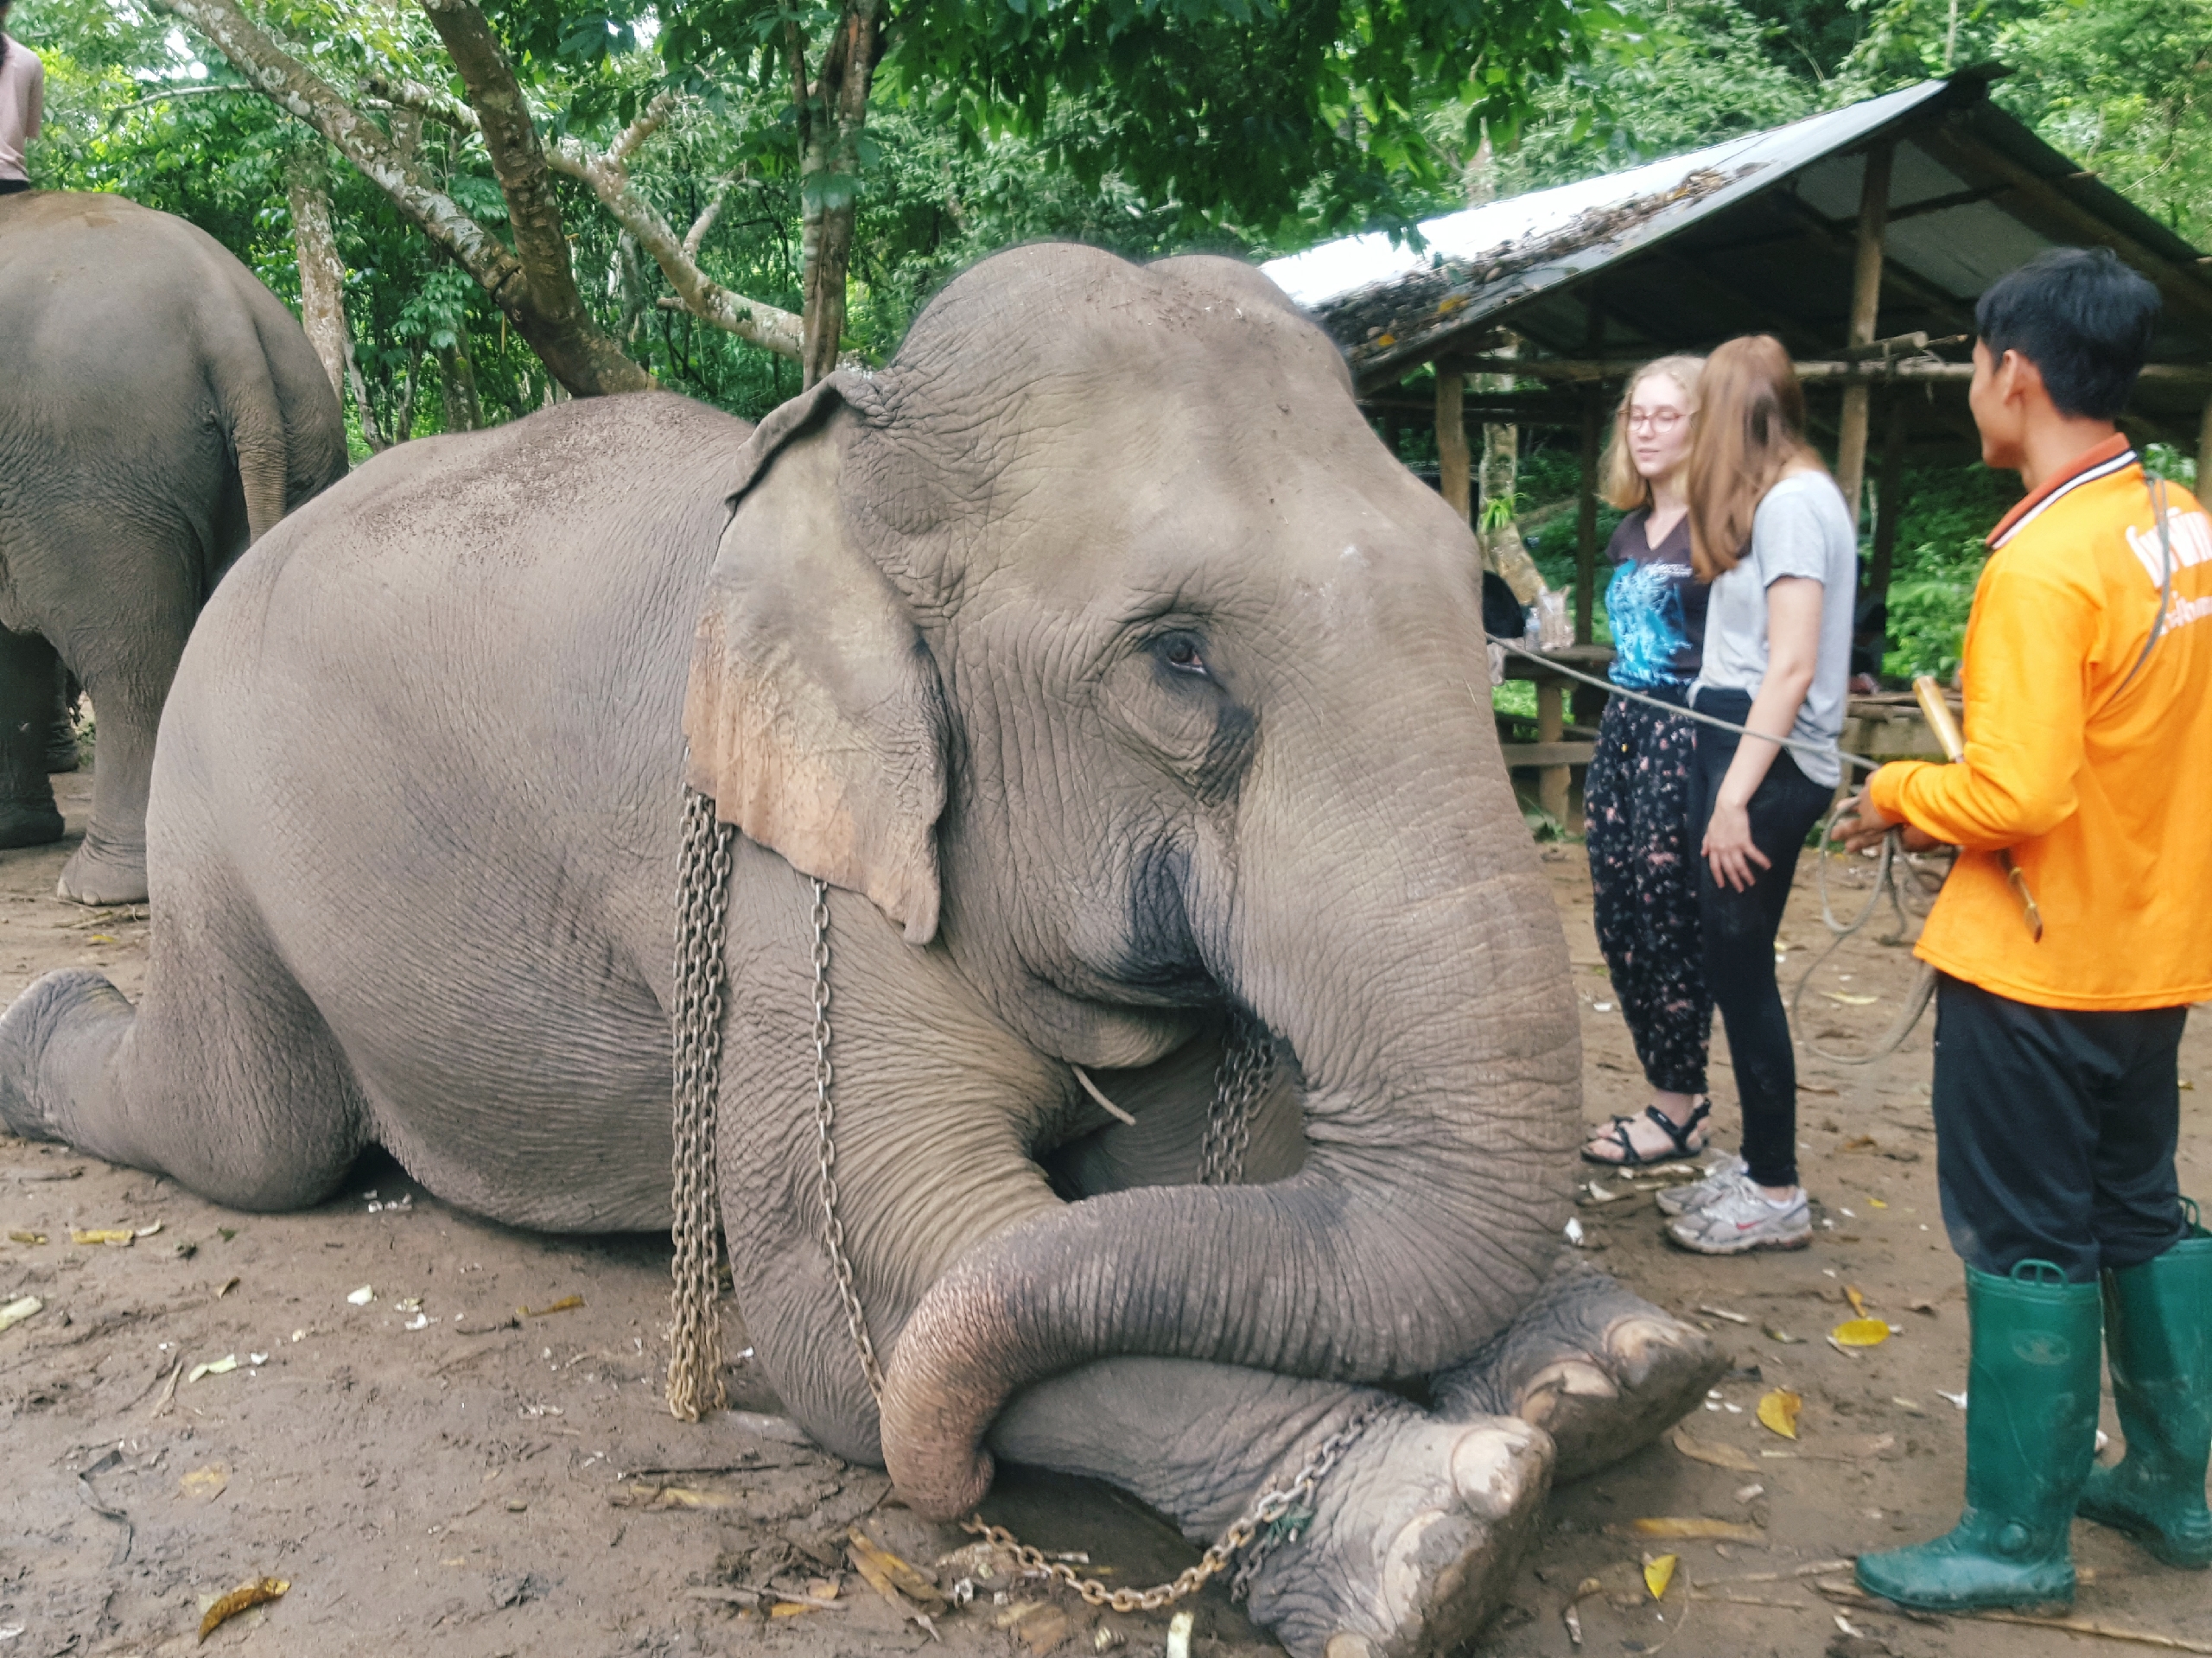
[1660,334,1858,1255]
[1578,356,1719,1169]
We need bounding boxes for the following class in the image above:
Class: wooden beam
[1576,389,1600,645]
[1914,121,2212,332]
[1467,357,2212,386]
[1500,740,1598,769]
[1436,366,1471,523]
[1764,191,1980,335]
[1837,143,1896,527]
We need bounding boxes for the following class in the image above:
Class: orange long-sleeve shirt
[1868,436,2212,1012]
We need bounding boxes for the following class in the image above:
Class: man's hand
[1833,776,1941,854]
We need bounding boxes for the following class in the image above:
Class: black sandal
[1580,1097,1712,1167]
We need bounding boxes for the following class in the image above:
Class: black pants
[1932,972,2188,1280]
[1586,690,1710,1096]
[1689,687,1834,1190]
[0,180,32,196]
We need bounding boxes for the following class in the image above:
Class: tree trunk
[284,146,350,401]
[441,343,481,432]
[151,0,652,399]
[790,0,881,386]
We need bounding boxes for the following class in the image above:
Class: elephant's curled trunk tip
[879,1285,1001,1518]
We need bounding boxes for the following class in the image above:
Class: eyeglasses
[1626,409,1688,433]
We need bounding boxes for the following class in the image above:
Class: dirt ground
[3,768,2208,1658]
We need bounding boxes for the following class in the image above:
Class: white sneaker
[1656,1153,1749,1217]
[1665,1171,1812,1255]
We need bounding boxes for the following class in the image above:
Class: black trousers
[1931,972,2189,1280]
[0,180,32,195]
[1688,687,1835,1190]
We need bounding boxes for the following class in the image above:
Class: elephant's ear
[683,373,948,945]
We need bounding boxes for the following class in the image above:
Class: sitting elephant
[0,190,347,903]
[0,245,1718,1656]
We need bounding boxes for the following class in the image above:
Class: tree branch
[545,121,804,360]
[364,73,478,133]
[151,0,649,396]
[416,0,652,394]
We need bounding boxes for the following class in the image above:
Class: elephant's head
[684,244,1580,1517]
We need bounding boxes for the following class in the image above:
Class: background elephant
[0,245,1716,1656]
[0,189,347,903]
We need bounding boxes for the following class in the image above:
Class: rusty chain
[666,786,735,1420]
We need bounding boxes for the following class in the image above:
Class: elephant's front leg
[989,1357,1552,1658]
[1431,1265,1724,1484]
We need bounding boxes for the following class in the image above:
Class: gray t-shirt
[1688,471,1857,786]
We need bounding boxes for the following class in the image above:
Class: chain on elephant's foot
[1239,1410,1554,1658]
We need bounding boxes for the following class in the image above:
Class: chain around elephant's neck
[664,793,1355,1610]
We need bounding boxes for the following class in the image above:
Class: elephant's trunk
[878,641,1580,1518]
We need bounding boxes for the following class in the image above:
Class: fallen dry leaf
[1839,1135,1878,1153]
[847,1527,946,1605]
[1643,1553,1678,1600]
[1628,1517,1765,1541]
[8,1229,47,1245]
[651,1486,731,1509]
[1758,1389,1802,1440]
[520,1294,583,1318]
[199,1577,287,1641]
[179,1464,229,1501]
[1822,991,1880,1006]
[1831,1318,1891,1348]
[185,1355,238,1384]
[1670,1427,1760,1473]
[70,1228,135,1248]
[1764,1324,1806,1344]
[1843,1285,1871,1318]
[0,1294,43,1333]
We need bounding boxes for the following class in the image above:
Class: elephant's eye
[1157,632,1210,678]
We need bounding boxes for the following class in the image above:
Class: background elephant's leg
[46,662,81,775]
[989,1358,1552,1658]
[60,638,185,906]
[1430,1265,1723,1485]
[0,626,66,848]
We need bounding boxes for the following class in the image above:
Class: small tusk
[1068,1064,1137,1125]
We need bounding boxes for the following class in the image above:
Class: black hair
[1974,248,2162,421]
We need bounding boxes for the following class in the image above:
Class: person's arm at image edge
[1701,574,1822,889]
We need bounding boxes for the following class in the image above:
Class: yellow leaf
[1822,991,1880,1005]
[1844,1285,1870,1318]
[9,1229,48,1245]
[521,1294,583,1318]
[1628,1517,1764,1541]
[70,1228,135,1248]
[0,1294,42,1333]
[199,1576,287,1640]
[847,1527,946,1604]
[1669,1427,1760,1472]
[180,1464,229,1501]
[1868,1198,1888,1209]
[1758,1388,1802,1439]
[1832,1318,1891,1348]
[1643,1553,1678,1600]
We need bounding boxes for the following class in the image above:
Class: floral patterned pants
[1585,691,1711,1097]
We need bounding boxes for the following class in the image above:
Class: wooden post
[1835,142,1894,525]
[1576,390,1599,645]
[1436,365,1471,524]
[2199,391,2212,492]
[1867,389,1910,605]
[1536,676,1569,824]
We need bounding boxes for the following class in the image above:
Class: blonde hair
[1599,356,1705,511]
[1685,334,1828,581]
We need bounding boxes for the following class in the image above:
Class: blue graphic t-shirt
[1605,509,1707,692]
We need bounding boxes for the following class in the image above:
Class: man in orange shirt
[1837,248,2210,1614]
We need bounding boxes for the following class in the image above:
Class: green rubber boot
[1856,1261,2103,1614]
[2078,1202,2212,1569]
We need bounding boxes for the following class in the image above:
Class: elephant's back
[149,393,753,1225]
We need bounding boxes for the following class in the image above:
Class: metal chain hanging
[664,842,1364,1610]
[667,786,737,1421]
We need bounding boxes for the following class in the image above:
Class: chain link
[810,877,889,1402]
[963,1401,1380,1610]
[667,787,736,1421]
[1198,1011,1274,1187]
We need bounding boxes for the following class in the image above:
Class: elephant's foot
[56,834,147,906]
[0,797,65,850]
[1242,1411,1552,1658]
[1431,1263,1724,1484]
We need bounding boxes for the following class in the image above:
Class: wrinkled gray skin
[0,246,1718,1657]
[0,190,347,902]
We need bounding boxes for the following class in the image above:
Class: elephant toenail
[1450,1420,1544,1511]
[1325,1635,1374,1658]
[1605,1315,1698,1385]
[1516,1359,1618,1428]
[1381,1509,1450,1623]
